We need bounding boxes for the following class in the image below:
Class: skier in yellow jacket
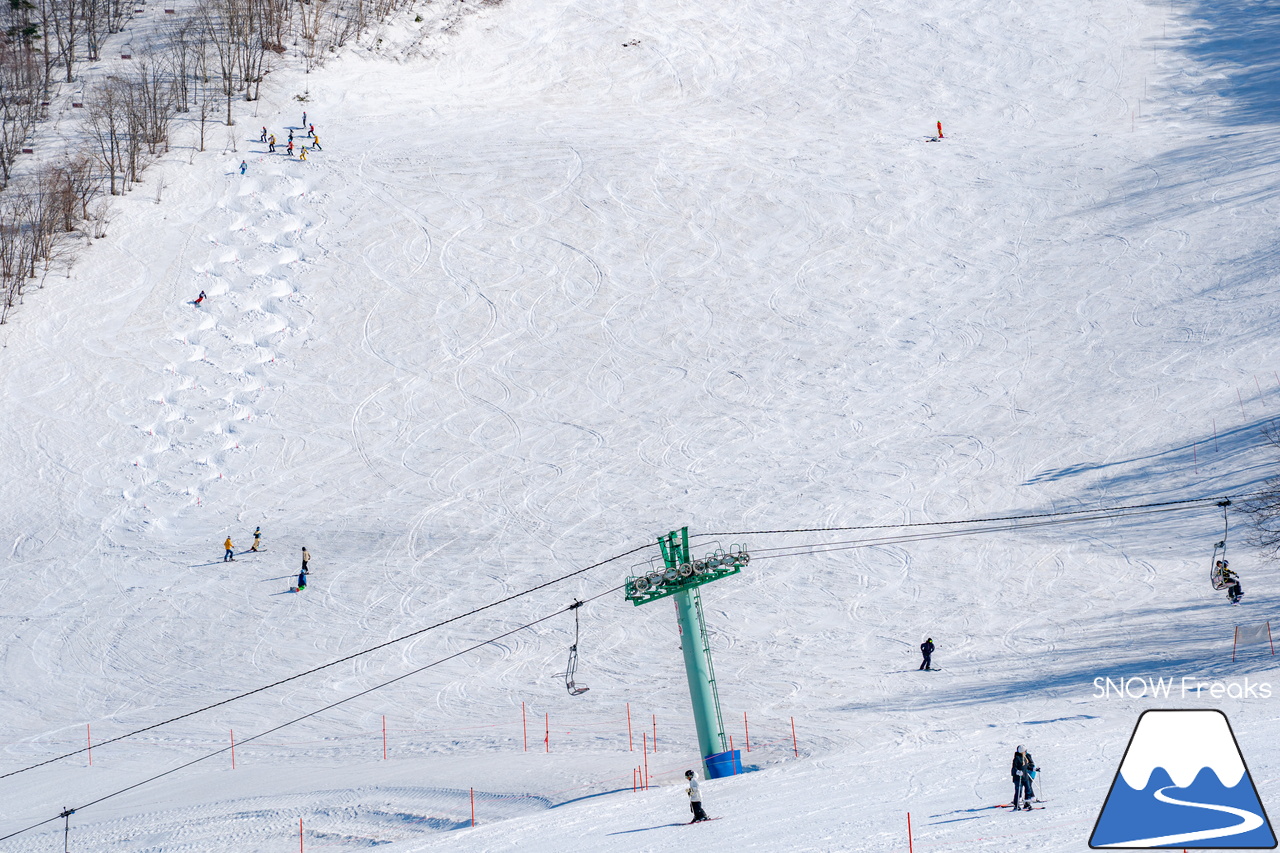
[223,537,235,562]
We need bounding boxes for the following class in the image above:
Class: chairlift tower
[626,527,749,779]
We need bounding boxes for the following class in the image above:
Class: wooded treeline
[1,0,420,322]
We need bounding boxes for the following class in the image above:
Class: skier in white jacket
[685,770,710,822]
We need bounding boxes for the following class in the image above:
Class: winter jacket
[686,777,702,803]
[921,640,935,657]
[1012,751,1035,779]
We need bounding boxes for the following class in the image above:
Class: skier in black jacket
[919,638,935,671]
[1011,746,1037,809]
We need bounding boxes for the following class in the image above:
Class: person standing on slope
[251,526,261,551]
[223,536,235,562]
[685,770,710,823]
[301,547,310,572]
[919,638,935,671]
[1011,745,1037,810]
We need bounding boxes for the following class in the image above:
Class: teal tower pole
[637,526,745,778]
[674,586,727,769]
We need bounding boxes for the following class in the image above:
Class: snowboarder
[251,526,261,551]
[259,126,267,142]
[1220,561,1243,604]
[685,770,710,822]
[239,160,247,175]
[194,290,207,305]
[1011,745,1036,810]
[311,134,321,151]
[268,135,276,153]
[301,547,310,571]
[299,147,307,161]
[223,536,235,562]
[297,566,308,591]
[919,637,934,671]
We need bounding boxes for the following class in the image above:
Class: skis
[687,817,722,824]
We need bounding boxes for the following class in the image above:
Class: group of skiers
[257,113,322,162]
[219,529,311,591]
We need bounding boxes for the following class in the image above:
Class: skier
[268,134,276,153]
[308,123,315,138]
[311,134,321,151]
[287,140,294,157]
[194,290,207,305]
[251,526,261,551]
[299,147,307,161]
[259,126,267,142]
[685,770,710,823]
[288,129,294,144]
[1220,561,1243,604]
[919,637,935,671]
[936,120,944,139]
[1011,745,1036,810]
[301,547,310,572]
[223,536,235,562]
[297,566,308,591]
[302,110,307,128]
[239,160,247,175]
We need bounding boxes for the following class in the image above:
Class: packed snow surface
[1,0,1278,848]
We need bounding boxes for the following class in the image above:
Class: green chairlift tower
[625,527,749,779]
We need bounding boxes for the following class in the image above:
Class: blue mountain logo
[1090,709,1276,848]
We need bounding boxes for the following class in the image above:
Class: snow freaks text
[1092,677,1273,700]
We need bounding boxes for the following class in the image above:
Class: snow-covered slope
[1,0,1278,848]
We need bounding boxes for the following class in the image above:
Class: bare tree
[0,35,45,187]
[84,76,128,194]
[1241,424,1280,559]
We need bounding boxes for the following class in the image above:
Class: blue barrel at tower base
[704,749,743,779]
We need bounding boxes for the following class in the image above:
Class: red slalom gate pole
[230,730,236,769]
[299,818,304,853]
[744,711,751,752]
[471,787,476,827]
[522,701,527,752]
[86,724,92,767]
[382,715,387,760]
[907,812,913,853]
[627,703,633,751]
[791,717,799,757]
[643,733,650,789]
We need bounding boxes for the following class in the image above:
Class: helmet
[685,770,695,778]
